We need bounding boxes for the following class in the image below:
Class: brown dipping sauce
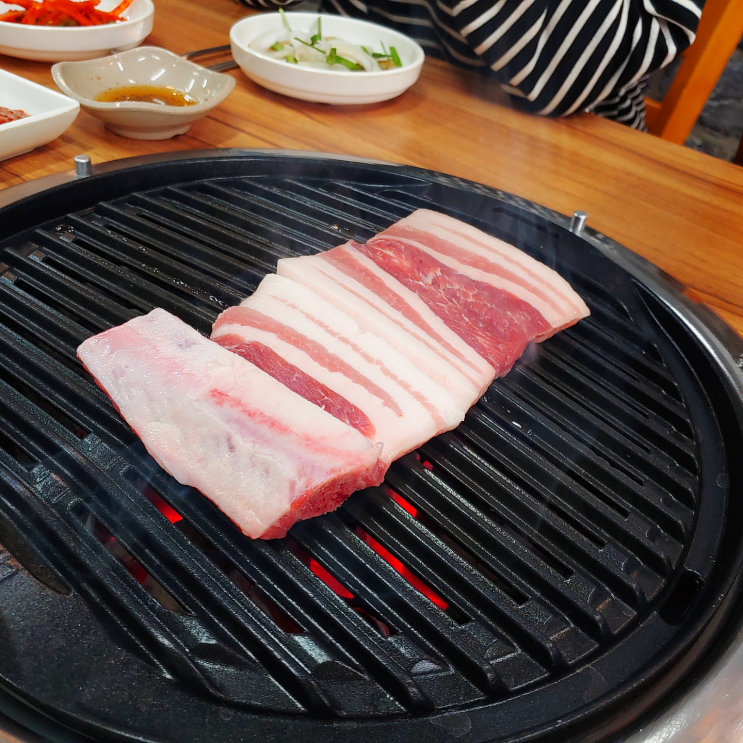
[0,106,29,125]
[95,85,198,106]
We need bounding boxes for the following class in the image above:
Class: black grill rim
[0,150,743,743]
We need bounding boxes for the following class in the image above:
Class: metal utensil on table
[183,43,237,71]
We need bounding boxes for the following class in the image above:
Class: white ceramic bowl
[0,69,80,162]
[0,0,154,62]
[51,46,236,140]
[230,12,425,105]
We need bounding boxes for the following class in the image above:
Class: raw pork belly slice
[77,308,383,540]
[212,274,468,465]
[216,340,376,438]
[212,305,417,461]
[355,235,548,375]
[276,243,495,408]
[374,209,590,341]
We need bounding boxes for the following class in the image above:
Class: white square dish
[0,69,80,162]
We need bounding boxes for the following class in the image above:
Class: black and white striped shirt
[237,0,703,129]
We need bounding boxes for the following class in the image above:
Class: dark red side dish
[0,107,29,125]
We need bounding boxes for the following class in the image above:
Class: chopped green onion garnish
[327,47,363,70]
[269,20,398,72]
[310,16,322,45]
[295,36,319,49]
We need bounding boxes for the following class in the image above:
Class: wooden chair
[645,0,743,163]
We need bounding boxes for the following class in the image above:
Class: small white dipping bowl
[52,46,236,140]
[0,0,154,62]
[0,69,80,162]
[230,12,425,105]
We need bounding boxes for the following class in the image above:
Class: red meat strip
[213,274,465,464]
[354,237,550,375]
[277,244,494,405]
[374,210,590,340]
[214,336,375,438]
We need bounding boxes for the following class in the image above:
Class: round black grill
[0,152,742,743]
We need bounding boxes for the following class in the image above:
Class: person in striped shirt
[235,0,703,129]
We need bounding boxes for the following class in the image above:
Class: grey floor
[646,37,743,163]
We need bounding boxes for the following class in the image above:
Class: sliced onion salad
[250,11,403,71]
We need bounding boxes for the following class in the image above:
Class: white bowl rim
[230,12,425,79]
[0,68,79,132]
[51,46,236,116]
[0,0,154,32]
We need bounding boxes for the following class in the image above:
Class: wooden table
[1,0,742,336]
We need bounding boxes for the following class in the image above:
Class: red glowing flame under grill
[387,488,418,517]
[302,490,448,615]
[309,558,354,599]
[117,484,447,614]
[147,487,183,524]
[101,487,184,586]
[356,526,448,611]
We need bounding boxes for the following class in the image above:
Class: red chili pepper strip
[108,0,133,17]
[0,0,133,25]
[21,5,42,22]
[0,0,33,10]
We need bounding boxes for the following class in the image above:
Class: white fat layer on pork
[279,244,494,387]
[240,274,466,456]
[250,274,466,426]
[77,308,379,539]
[394,210,590,319]
[373,232,568,327]
[213,319,422,465]
[276,254,485,405]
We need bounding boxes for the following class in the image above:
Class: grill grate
[0,153,741,743]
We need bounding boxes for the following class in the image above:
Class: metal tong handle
[183,44,238,71]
